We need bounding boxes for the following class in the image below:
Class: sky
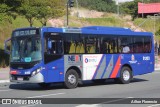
[114,0,134,3]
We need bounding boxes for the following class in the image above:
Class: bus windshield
[11,36,42,62]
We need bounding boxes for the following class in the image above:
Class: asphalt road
[0,70,160,107]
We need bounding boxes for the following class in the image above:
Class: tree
[120,0,160,20]
[17,0,65,27]
[35,0,65,26]
[0,0,20,24]
[120,0,141,20]
[78,0,117,13]
[156,27,160,36]
[17,0,38,27]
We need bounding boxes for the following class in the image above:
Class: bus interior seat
[69,42,76,53]
[89,46,95,53]
[79,43,85,53]
[76,43,80,53]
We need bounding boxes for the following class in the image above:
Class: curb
[0,80,10,83]
[155,67,160,70]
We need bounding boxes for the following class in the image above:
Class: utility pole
[154,14,158,35]
[66,0,74,27]
[116,0,119,16]
[142,0,144,18]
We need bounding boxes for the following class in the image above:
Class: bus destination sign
[13,29,38,37]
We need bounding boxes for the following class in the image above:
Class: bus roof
[14,26,153,36]
[81,26,153,36]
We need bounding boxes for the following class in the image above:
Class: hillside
[48,8,131,27]
[0,7,159,67]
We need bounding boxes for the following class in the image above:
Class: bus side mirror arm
[4,37,11,54]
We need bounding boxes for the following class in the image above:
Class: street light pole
[116,0,119,16]
[66,0,74,27]
[142,0,144,18]
[75,0,79,18]
[66,0,69,27]
[154,14,158,36]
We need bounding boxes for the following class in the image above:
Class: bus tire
[64,69,79,89]
[119,66,132,84]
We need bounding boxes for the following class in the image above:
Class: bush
[0,50,9,68]
[78,0,116,13]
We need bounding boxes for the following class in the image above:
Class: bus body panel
[8,26,155,84]
[44,56,64,83]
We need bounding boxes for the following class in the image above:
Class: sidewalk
[0,68,9,83]
[155,55,160,70]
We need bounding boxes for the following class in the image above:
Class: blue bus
[5,26,154,89]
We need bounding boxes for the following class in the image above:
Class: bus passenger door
[44,33,64,82]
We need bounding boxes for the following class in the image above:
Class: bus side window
[46,37,63,55]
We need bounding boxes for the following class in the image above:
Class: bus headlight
[31,67,42,76]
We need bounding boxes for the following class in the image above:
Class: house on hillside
[138,2,160,17]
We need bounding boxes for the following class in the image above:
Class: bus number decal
[143,56,150,61]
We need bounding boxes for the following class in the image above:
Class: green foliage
[17,0,40,27]
[0,0,65,27]
[78,0,116,13]
[0,0,20,24]
[0,50,9,68]
[120,0,160,20]
[36,0,65,26]
[145,0,160,3]
[17,0,65,27]
[134,18,160,43]
[83,17,126,27]
[0,3,12,24]
[120,0,141,20]
[156,27,160,36]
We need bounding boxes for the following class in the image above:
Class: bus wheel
[38,83,51,88]
[119,67,132,84]
[64,69,79,89]
[92,79,106,83]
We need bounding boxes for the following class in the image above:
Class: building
[138,2,160,17]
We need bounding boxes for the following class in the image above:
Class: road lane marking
[0,86,8,89]
[97,97,134,104]
[148,104,160,107]
[26,92,65,98]
[20,104,36,107]
[76,104,99,107]
[76,97,134,107]
[0,89,12,92]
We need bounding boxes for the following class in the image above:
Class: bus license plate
[17,77,23,81]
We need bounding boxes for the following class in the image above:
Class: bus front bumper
[10,73,44,83]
